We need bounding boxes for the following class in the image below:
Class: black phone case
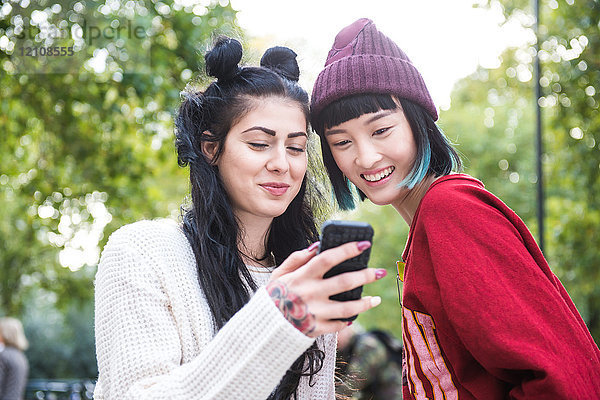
[318,220,374,321]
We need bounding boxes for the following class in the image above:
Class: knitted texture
[311,18,438,120]
[94,220,336,400]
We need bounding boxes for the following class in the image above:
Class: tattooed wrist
[266,280,316,335]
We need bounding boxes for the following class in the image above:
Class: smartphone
[318,220,374,320]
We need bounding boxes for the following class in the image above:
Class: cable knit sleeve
[94,221,316,400]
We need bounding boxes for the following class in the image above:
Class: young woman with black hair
[311,18,600,400]
[93,37,385,400]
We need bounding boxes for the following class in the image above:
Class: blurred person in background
[0,317,29,400]
[336,323,403,399]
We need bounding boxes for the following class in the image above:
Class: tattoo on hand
[266,280,316,335]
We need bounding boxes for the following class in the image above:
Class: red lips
[260,182,290,196]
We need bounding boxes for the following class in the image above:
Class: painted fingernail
[375,269,387,279]
[357,241,371,251]
[307,242,320,252]
[347,321,353,326]
[370,296,382,307]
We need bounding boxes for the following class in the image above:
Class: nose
[355,140,382,169]
[266,146,289,174]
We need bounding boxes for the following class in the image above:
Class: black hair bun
[205,36,243,81]
[260,46,300,82]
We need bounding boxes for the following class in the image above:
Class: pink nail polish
[357,241,371,251]
[375,269,387,279]
[307,242,320,252]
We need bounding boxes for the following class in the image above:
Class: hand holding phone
[318,220,374,320]
[268,222,381,335]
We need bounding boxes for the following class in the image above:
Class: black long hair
[174,37,324,399]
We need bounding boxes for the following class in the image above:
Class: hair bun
[260,46,300,82]
[205,36,243,81]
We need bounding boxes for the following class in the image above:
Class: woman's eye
[373,127,390,135]
[249,143,268,149]
[332,140,351,147]
[287,146,305,153]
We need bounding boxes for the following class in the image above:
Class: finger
[320,268,387,296]
[270,242,320,281]
[307,241,371,278]
[315,296,382,321]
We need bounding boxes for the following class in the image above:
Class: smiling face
[207,97,308,223]
[324,106,417,208]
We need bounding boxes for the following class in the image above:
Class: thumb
[270,242,320,281]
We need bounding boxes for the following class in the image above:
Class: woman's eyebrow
[365,109,394,124]
[241,126,276,136]
[324,128,346,137]
[242,126,306,138]
[288,132,307,138]
[325,109,396,136]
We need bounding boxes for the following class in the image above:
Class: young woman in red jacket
[310,17,600,400]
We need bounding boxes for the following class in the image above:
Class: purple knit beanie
[311,18,438,121]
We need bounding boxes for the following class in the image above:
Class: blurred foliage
[355,0,600,343]
[1,0,240,378]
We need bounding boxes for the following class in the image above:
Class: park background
[1,0,599,386]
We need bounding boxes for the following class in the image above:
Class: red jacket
[401,174,600,399]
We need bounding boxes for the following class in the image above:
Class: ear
[200,131,219,164]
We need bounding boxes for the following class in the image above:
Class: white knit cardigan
[94,220,336,400]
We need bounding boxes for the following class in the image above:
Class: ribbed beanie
[311,18,438,121]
